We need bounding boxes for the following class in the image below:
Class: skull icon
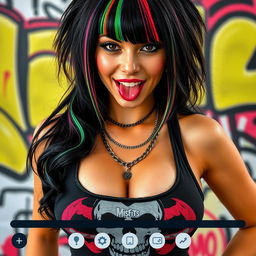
[94,200,163,256]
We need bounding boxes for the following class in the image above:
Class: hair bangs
[99,0,160,44]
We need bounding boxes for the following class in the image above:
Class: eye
[99,42,120,52]
[141,44,160,53]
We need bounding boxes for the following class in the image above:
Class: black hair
[27,0,206,219]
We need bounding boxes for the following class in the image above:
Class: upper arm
[198,116,256,227]
[29,120,60,237]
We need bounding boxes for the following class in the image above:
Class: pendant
[123,167,132,180]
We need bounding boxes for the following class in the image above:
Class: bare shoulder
[177,113,227,176]
[178,113,221,131]
[178,113,224,146]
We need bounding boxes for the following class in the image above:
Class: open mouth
[113,79,145,101]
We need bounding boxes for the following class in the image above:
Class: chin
[114,97,143,109]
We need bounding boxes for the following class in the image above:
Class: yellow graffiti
[0,112,27,173]
[211,18,256,110]
[0,13,26,131]
[29,30,56,55]
[28,29,67,126]
[0,9,67,177]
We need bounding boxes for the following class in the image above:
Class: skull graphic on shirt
[61,197,196,255]
[94,200,162,256]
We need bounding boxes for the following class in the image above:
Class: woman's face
[95,35,166,109]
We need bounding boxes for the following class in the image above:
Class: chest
[78,124,202,198]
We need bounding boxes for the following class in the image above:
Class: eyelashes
[142,44,160,53]
[99,41,162,53]
[99,42,120,52]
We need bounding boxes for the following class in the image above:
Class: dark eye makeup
[99,41,162,53]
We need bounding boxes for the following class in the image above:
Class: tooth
[119,244,124,252]
[139,244,143,251]
[119,82,141,87]
[135,246,139,252]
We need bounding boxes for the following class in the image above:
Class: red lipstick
[113,78,146,101]
[115,79,145,83]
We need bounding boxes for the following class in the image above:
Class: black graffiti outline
[196,1,256,202]
[0,5,59,180]
[0,188,33,206]
[247,48,256,71]
[4,0,70,19]
[43,2,64,20]
[209,0,254,17]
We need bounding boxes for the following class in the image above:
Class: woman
[26,0,256,255]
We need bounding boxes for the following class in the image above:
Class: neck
[107,97,156,125]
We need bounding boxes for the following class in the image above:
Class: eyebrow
[99,35,122,43]
[99,35,162,45]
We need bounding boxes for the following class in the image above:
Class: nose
[120,50,140,74]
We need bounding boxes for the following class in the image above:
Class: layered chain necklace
[107,106,155,128]
[103,111,158,149]
[101,108,160,180]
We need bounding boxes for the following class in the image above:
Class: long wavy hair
[27,0,206,219]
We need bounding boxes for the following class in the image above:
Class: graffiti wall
[191,0,256,255]
[0,0,71,255]
[0,0,255,255]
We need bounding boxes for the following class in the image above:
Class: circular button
[122,232,138,249]
[175,233,191,249]
[68,233,85,249]
[149,233,165,249]
[94,233,111,249]
[12,233,27,248]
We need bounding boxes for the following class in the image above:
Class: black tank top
[54,114,204,256]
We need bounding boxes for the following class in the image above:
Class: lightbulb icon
[68,233,84,249]
[74,236,79,245]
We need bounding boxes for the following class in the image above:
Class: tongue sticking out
[118,83,142,101]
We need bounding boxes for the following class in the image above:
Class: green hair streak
[114,0,124,40]
[52,94,85,164]
[99,0,124,40]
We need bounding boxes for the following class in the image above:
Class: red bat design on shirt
[62,197,196,255]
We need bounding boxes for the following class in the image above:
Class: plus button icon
[16,237,23,244]
[12,233,27,248]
